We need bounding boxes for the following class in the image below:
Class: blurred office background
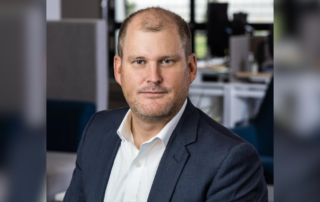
[3,0,320,202]
[46,0,274,201]
[274,0,320,202]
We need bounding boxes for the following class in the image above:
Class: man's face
[114,23,197,122]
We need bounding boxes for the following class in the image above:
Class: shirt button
[135,162,141,168]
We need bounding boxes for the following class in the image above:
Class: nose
[147,62,163,84]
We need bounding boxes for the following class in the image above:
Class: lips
[139,91,167,98]
[138,86,168,96]
[141,91,166,94]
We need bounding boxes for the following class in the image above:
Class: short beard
[128,95,186,123]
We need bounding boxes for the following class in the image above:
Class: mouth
[141,91,166,94]
[140,91,167,98]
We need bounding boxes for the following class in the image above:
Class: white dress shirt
[104,99,187,202]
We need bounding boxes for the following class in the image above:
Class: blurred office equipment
[207,3,230,57]
[256,31,274,72]
[231,12,248,35]
[189,81,268,128]
[229,35,272,83]
[46,19,108,202]
[229,35,250,82]
[192,34,272,127]
[206,3,256,59]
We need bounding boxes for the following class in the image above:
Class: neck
[131,114,169,149]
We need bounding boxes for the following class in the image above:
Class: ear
[114,55,122,85]
[187,53,197,84]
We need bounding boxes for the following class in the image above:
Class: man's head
[114,7,197,123]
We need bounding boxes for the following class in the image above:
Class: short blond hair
[117,7,192,59]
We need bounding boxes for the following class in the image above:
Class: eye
[162,59,173,64]
[134,60,144,65]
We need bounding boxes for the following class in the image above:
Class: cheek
[163,70,189,91]
[121,69,144,92]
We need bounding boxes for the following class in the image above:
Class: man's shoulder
[179,100,250,152]
[94,106,129,120]
[88,106,129,130]
[195,108,251,152]
[198,108,245,141]
[80,107,129,147]
[94,107,129,123]
[195,111,267,202]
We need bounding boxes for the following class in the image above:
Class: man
[64,7,268,202]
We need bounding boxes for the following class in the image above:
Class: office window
[115,0,126,22]
[115,29,120,55]
[195,30,207,59]
[196,0,274,23]
[195,0,207,23]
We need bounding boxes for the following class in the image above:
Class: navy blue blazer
[64,99,268,202]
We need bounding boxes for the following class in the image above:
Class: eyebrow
[127,55,146,61]
[160,54,182,60]
[127,54,182,61]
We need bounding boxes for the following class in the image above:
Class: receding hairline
[120,9,179,48]
[129,11,177,34]
[118,7,192,59]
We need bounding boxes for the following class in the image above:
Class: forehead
[123,18,183,57]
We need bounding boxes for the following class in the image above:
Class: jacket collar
[147,98,200,202]
[173,98,200,146]
[95,98,200,202]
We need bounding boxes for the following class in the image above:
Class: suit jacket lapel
[86,108,128,202]
[147,99,200,202]
[97,129,121,202]
[86,128,121,202]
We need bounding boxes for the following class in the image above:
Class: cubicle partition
[47,19,108,111]
[46,19,108,202]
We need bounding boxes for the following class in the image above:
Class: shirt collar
[117,109,133,143]
[117,99,188,147]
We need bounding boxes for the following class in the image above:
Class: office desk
[189,81,268,128]
[194,66,229,83]
[235,72,273,83]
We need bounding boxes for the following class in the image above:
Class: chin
[131,101,174,121]
[127,95,185,122]
[140,103,171,116]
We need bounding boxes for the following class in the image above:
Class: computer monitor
[207,3,230,57]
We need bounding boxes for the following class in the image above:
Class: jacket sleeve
[63,113,97,202]
[206,142,268,202]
